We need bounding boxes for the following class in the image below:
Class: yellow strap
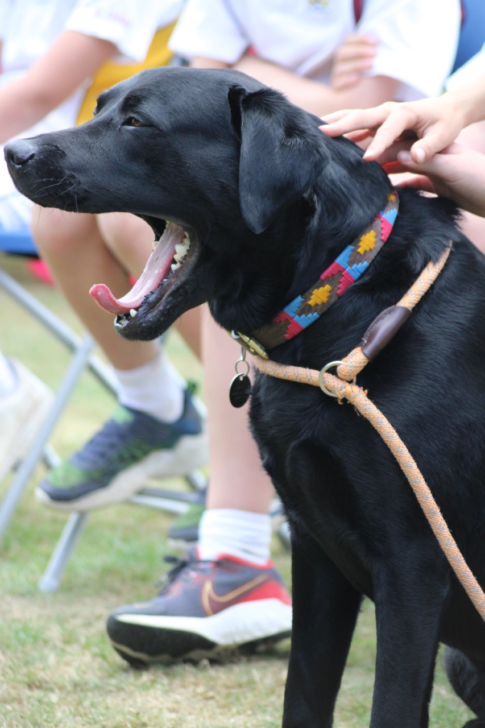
[76,21,176,126]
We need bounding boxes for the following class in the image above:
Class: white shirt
[0,0,182,129]
[0,0,182,70]
[0,0,183,230]
[170,0,461,101]
[447,43,485,91]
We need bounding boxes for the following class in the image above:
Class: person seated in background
[99,0,463,667]
[0,2,207,492]
[0,351,52,483]
[321,40,485,249]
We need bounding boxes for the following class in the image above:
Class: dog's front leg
[370,563,449,728]
[282,525,362,728]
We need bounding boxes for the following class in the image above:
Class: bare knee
[32,206,98,258]
[97,212,153,277]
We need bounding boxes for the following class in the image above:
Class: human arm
[320,72,485,163]
[192,40,397,117]
[191,57,230,70]
[180,3,394,113]
[176,0,458,117]
[200,52,398,117]
[0,30,116,144]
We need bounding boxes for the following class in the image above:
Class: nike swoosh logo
[202,574,267,616]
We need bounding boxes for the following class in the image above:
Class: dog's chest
[250,376,376,595]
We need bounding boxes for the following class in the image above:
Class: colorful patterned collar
[236,191,399,357]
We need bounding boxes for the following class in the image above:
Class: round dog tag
[229,373,252,408]
[229,347,253,407]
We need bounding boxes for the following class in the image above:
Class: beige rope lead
[252,357,485,620]
[251,246,485,621]
[337,247,451,382]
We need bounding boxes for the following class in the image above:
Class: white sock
[113,350,184,423]
[198,508,272,565]
[0,353,17,396]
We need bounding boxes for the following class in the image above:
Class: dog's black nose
[4,140,36,167]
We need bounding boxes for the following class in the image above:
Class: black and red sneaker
[106,551,292,665]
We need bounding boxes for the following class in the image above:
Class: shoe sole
[35,431,208,511]
[107,599,292,665]
[111,630,292,668]
[166,536,199,553]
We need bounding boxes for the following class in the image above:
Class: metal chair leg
[1,266,209,590]
[38,512,89,592]
[0,334,95,541]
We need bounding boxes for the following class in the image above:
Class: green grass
[0,254,473,727]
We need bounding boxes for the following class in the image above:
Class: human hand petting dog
[378,141,485,218]
[320,75,485,217]
[320,96,468,163]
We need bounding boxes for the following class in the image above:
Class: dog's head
[5,67,387,340]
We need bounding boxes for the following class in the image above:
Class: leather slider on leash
[337,248,452,382]
[253,245,485,623]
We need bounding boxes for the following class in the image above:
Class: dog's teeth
[174,243,189,263]
[171,262,181,271]
[129,309,137,318]
[152,239,158,250]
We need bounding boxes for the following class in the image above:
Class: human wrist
[441,89,470,132]
[449,81,485,128]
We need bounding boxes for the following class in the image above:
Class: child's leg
[32,207,206,510]
[33,207,158,370]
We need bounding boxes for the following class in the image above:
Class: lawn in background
[0,254,472,727]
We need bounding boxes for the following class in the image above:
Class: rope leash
[252,247,485,621]
[337,249,452,382]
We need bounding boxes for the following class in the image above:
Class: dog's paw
[463,720,485,728]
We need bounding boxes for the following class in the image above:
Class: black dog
[6,67,485,728]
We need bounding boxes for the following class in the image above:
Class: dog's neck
[247,191,399,352]
[210,137,394,338]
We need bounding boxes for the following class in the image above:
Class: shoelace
[155,554,224,593]
[75,413,134,466]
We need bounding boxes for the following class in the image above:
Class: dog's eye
[124,116,145,127]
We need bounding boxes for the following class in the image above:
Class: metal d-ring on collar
[234,346,250,378]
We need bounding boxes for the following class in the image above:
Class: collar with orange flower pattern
[239,191,399,356]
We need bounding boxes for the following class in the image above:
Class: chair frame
[0,255,206,591]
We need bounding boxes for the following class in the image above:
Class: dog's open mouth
[89,221,195,329]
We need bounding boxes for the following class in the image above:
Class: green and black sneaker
[36,390,207,511]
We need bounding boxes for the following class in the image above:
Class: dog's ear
[228,85,327,234]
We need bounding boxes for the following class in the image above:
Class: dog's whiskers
[56,181,78,199]
[32,175,69,196]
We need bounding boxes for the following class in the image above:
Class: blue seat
[453,0,485,73]
[0,229,38,255]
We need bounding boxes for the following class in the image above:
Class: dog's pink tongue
[90,223,186,315]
